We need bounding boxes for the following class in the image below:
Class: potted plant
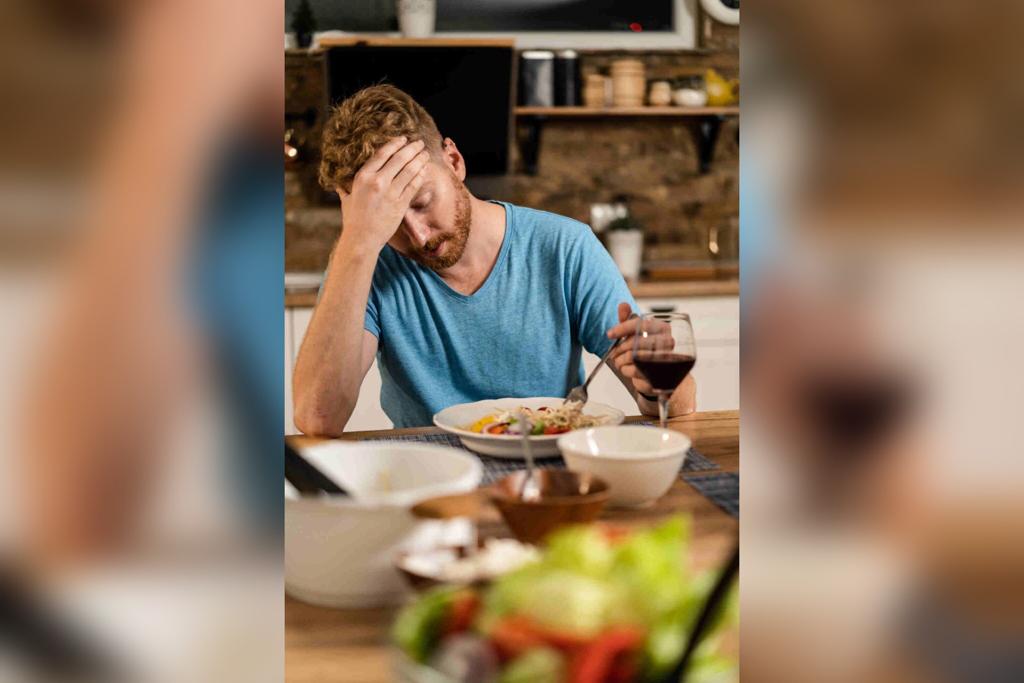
[605,214,644,282]
[291,0,316,49]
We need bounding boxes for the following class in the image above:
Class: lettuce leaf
[610,517,692,622]
[392,586,460,662]
[499,647,566,683]
[542,525,614,577]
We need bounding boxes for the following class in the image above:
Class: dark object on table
[661,545,739,682]
[285,442,349,496]
[519,51,555,107]
[553,50,580,106]
[0,570,126,681]
[290,0,317,48]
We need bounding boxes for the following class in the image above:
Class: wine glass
[632,313,697,428]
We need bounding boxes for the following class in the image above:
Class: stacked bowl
[611,59,646,107]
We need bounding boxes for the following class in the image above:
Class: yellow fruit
[469,415,496,433]
[705,69,738,106]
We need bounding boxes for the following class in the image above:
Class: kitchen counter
[284,277,739,308]
[629,278,739,299]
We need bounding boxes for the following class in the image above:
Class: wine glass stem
[658,393,669,429]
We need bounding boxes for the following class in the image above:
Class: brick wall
[285,25,738,272]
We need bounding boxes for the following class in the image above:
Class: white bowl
[285,442,481,608]
[557,426,691,507]
[433,397,625,459]
[673,88,709,107]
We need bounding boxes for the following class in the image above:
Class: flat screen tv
[324,45,514,176]
[288,0,673,32]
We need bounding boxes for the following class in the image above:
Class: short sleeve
[364,287,381,339]
[568,229,638,356]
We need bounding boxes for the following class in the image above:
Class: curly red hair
[318,84,444,193]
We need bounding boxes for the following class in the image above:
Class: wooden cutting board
[644,262,739,281]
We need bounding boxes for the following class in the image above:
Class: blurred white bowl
[285,442,481,608]
[557,426,690,507]
[433,397,624,459]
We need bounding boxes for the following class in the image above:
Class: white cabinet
[581,296,739,414]
[284,294,738,433]
[346,359,388,431]
[285,307,389,434]
[284,307,315,434]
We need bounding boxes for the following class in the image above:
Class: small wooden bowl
[488,471,610,545]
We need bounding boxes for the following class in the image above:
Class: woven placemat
[682,472,739,518]
[360,432,717,486]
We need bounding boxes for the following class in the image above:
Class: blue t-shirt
[363,201,637,427]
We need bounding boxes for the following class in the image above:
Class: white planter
[397,0,436,38]
[606,230,644,281]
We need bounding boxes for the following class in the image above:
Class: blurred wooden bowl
[410,471,610,546]
[488,471,609,545]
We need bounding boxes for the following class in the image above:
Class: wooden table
[286,410,738,682]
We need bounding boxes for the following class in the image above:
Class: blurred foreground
[742,1,1024,682]
[1,0,283,680]
[4,0,1024,681]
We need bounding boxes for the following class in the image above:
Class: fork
[564,314,637,406]
[515,411,540,501]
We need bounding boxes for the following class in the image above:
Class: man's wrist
[335,231,384,263]
[636,391,660,418]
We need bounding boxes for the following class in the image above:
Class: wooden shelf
[514,105,738,174]
[515,106,739,117]
[317,36,514,48]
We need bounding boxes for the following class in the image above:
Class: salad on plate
[393,518,737,683]
[466,402,608,436]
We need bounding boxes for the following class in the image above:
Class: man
[293,84,695,435]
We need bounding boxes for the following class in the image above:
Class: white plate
[433,397,625,459]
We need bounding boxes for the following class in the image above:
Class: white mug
[397,0,436,38]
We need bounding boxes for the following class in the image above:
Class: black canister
[519,51,555,107]
[554,50,580,106]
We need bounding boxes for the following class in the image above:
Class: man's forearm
[292,235,377,434]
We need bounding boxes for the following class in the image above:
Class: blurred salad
[393,518,737,683]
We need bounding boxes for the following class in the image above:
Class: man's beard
[410,181,471,272]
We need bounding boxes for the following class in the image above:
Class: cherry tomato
[488,616,590,661]
[568,627,645,683]
[443,592,480,637]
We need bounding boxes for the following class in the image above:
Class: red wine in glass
[633,353,696,392]
[632,313,697,428]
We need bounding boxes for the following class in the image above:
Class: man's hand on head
[336,136,430,255]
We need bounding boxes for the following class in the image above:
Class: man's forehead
[415,178,437,193]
